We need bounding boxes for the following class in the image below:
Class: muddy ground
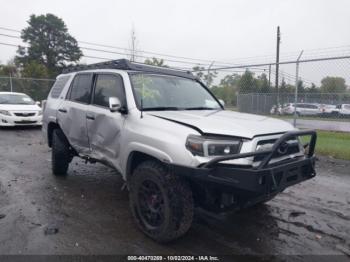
[0,127,349,260]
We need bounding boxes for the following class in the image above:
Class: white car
[282,103,322,116]
[333,104,350,116]
[320,104,336,116]
[0,92,43,126]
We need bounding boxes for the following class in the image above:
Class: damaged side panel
[86,106,125,171]
[58,101,91,155]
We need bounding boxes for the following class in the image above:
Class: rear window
[50,75,71,98]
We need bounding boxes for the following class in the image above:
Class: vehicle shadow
[0,125,42,132]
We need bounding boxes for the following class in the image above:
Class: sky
[0,0,350,85]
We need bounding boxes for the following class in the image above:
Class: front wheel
[129,160,194,243]
[51,129,72,176]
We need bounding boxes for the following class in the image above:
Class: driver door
[86,73,127,168]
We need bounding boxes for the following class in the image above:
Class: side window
[93,74,125,108]
[69,74,93,103]
[50,75,71,98]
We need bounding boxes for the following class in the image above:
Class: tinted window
[93,74,125,108]
[69,74,92,103]
[50,75,70,98]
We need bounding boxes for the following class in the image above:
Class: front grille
[14,121,37,124]
[254,138,300,162]
[14,113,36,117]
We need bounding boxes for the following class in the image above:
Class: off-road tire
[52,129,71,176]
[129,160,194,243]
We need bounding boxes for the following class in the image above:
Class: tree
[21,61,51,100]
[21,61,49,78]
[0,61,21,92]
[297,80,305,93]
[258,73,270,93]
[211,74,240,106]
[320,76,347,93]
[238,70,258,93]
[192,65,218,88]
[308,83,319,94]
[144,57,168,67]
[16,14,82,77]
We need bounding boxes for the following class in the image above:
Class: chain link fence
[210,55,350,131]
[0,76,55,101]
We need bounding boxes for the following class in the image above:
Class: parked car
[0,92,42,127]
[332,104,350,117]
[43,59,317,242]
[282,103,322,116]
[320,104,336,115]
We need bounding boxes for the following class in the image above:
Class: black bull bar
[170,130,317,194]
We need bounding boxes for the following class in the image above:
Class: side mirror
[109,97,121,112]
[219,99,225,107]
[35,101,41,106]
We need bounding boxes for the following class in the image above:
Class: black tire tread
[129,160,194,243]
[52,129,71,176]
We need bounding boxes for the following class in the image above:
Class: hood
[148,110,295,139]
[0,104,41,111]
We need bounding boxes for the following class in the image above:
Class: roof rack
[62,59,196,79]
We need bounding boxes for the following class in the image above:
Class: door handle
[86,114,95,120]
[58,108,67,113]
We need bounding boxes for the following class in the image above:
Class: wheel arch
[125,151,167,184]
[47,122,61,147]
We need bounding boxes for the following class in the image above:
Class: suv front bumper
[170,130,317,195]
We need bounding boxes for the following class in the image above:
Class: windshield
[130,74,221,111]
[0,93,35,105]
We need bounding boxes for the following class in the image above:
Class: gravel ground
[0,127,349,260]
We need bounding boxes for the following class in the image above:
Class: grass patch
[304,131,350,160]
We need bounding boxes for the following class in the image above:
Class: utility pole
[9,72,13,92]
[293,50,304,127]
[268,64,271,89]
[275,26,281,105]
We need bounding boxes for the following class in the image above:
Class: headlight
[0,110,11,116]
[186,135,242,157]
[38,110,43,116]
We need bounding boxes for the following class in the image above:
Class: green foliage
[238,70,258,93]
[297,80,305,93]
[192,65,218,88]
[15,13,82,77]
[22,61,49,78]
[211,74,240,106]
[258,73,270,93]
[144,57,168,67]
[320,76,347,93]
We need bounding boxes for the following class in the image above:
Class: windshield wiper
[142,107,184,111]
[184,107,219,110]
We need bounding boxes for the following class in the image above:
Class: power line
[2,25,350,69]
[0,25,240,67]
[0,31,229,68]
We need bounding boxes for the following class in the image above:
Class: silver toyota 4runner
[43,59,317,242]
